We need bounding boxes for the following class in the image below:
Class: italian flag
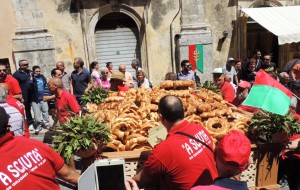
[189,44,204,73]
[242,70,292,116]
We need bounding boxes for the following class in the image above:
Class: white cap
[227,57,235,62]
[212,68,224,74]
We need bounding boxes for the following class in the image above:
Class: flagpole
[292,92,300,101]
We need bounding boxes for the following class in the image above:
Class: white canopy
[242,6,300,45]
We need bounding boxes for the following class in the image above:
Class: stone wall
[39,0,86,72]
[0,1,17,72]
[0,0,238,83]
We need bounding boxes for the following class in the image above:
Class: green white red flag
[189,44,204,73]
[242,69,292,116]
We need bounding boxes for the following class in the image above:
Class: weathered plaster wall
[0,0,17,72]
[1,0,236,82]
[39,0,86,71]
[146,0,181,85]
[205,1,236,69]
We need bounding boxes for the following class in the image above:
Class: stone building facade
[0,0,299,83]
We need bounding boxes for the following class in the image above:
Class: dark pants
[24,99,33,125]
[278,156,300,190]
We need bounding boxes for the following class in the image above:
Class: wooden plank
[102,150,147,159]
[256,143,281,188]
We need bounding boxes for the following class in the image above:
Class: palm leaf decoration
[53,115,111,163]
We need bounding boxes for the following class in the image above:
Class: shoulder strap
[175,131,214,153]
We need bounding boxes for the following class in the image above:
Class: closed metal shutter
[95,27,141,76]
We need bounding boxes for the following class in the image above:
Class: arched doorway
[94,12,141,76]
[247,18,279,65]
[245,1,282,67]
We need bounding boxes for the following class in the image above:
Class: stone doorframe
[85,4,148,74]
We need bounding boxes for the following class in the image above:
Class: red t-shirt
[56,90,80,123]
[0,133,64,190]
[6,96,30,138]
[2,75,22,96]
[143,120,217,190]
[117,85,130,91]
[220,81,235,103]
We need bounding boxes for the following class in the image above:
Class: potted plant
[53,115,111,164]
[248,110,300,143]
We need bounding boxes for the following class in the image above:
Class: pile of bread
[88,80,251,152]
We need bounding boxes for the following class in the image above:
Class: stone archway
[249,0,283,8]
[85,4,148,74]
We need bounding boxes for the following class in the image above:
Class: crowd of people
[0,53,299,190]
[209,51,300,117]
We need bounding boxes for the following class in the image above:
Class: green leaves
[53,115,111,163]
[81,87,111,104]
[248,110,300,142]
[202,81,220,94]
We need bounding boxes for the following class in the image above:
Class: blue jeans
[32,101,49,124]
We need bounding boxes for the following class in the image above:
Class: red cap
[216,130,251,171]
[238,81,251,89]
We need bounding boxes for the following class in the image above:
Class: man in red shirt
[0,107,79,190]
[0,63,22,101]
[48,78,80,124]
[133,95,217,190]
[212,68,235,103]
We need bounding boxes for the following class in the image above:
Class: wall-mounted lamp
[222,30,228,39]
[217,30,228,51]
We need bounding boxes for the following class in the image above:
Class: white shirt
[0,103,24,136]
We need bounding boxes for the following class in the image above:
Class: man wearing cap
[133,95,217,189]
[212,68,235,103]
[232,81,259,113]
[192,130,251,190]
[177,60,196,81]
[223,57,238,85]
[70,57,93,105]
[0,107,80,190]
[110,71,130,92]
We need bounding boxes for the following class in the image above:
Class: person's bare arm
[125,178,140,190]
[291,68,298,81]
[43,95,55,102]
[56,164,80,185]
[234,75,239,85]
[85,80,94,93]
[70,79,74,94]
[12,94,22,101]
[132,169,153,188]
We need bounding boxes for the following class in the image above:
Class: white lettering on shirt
[180,130,212,160]
[1,148,45,188]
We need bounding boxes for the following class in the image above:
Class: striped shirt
[0,103,24,136]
